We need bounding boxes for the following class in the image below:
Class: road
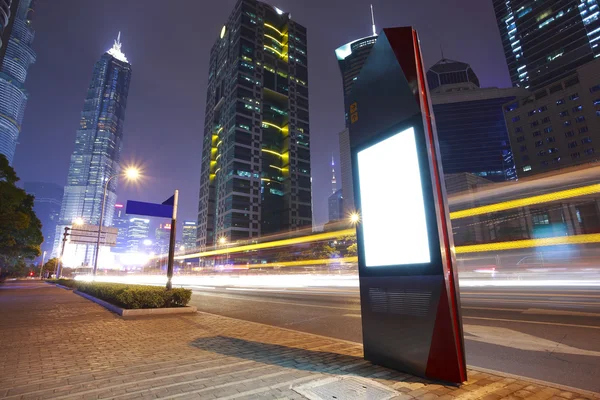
[187,285,600,392]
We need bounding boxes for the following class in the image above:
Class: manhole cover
[292,376,398,400]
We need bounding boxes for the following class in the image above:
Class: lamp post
[93,167,140,276]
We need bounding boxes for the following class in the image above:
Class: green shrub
[73,282,192,309]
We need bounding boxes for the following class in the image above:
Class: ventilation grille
[368,287,432,317]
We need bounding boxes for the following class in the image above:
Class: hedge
[49,280,191,309]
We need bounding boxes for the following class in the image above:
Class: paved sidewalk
[0,281,597,400]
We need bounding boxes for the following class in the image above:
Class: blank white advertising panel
[357,127,431,267]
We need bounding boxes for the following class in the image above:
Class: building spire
[370,4,377,36]
[331,154,337,194]
[107,31,129,63]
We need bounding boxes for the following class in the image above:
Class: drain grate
[292,376,398,400]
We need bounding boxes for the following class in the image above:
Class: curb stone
[74,290,197,316]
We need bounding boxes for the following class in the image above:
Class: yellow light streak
[214,168,221,174]
[216,126,224,134]
[216,140,223,147]
[454,233,600,254]
[262,121,288,132]
[261,178,271,182]
[264,23,284,36]
[269,165,285,171]
[261,148,284,158]
[264,34,284,46]
[248,257,358,269]
[450,184,600,220]
[215,154,221,160]
[175,228,355,260]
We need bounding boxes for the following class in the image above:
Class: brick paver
[0,281,597,400]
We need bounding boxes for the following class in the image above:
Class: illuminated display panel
[357,127,431,267]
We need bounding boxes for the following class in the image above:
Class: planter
[74,290,197,317]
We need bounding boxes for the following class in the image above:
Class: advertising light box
[356,127,431,267]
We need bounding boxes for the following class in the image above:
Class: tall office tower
[0,0,35,164]
[197,0,311,248]
[0,0,20,64]
[53,34,132,265]
[328,189,343,222]
[336,7,378,215]
[24,182,63,257]
[182,221,197,251]
[154,223,170,255]
[335,6,378,126]
[127,218,149,253]
[112,203,129,253]
[429,58,529,181]
[493,0,600,90]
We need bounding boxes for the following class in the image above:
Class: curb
[191,310,598,396]
[74,291,197,317]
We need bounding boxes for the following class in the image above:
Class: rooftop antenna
[370,4,377,36]
[440,44,445,60]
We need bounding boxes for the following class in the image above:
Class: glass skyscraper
[0,0,35,164]
[335,35,377,126]
[493,0,600,90]
[197,0,311,248]
[53,34,132,266]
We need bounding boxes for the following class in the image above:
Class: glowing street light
[218,237,227,245]
[179,245,185,251]
[73,217,85,226]
[350,212,360,225]
[93,166,142,276]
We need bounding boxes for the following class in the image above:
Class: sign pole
[38,250,46,279]
[55,227,70,278]
[166,190,178,290]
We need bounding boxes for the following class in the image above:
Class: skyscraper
[154,223,170,255]
[197,0,311,248]
[182,221,197,251]
[0,0,35,164]
[328,189,343,222]
[335,5,377,126]
[53,34,132,266]
[336,7,378,215]
[429,58,529,181]
[127,218,149,253]
[112,203,129,253]
[24,182,63,257]
[493,0,600,90]
[0,0,20,64]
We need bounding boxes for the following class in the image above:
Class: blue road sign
[126,200,173,219]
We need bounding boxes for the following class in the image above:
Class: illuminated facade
[503,58,600,177]
[182,221,197,251]
[0,0,35,164]
[127,218,150,253]
[493,0,600,90]
[53,34,132,265]
[429,59,528,181]
[197,0,311,247]
[335,35,377,125]
[112,203,129,253]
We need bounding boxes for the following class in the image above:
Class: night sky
[13,0,512,229]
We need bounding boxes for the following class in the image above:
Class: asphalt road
[187,285,600,392]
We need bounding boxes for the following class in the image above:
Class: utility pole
[55,227,70,278]
[166,190,179,290]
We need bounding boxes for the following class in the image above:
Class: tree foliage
[0,155,43,276]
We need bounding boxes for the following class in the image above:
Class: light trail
[455,233,600,254]
[175,228,355,260]
[449,184,600,220]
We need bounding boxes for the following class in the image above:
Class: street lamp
[93,166,140,276]
[73,217,84,226]
[349,212,360,225]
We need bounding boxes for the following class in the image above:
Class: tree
[0,154,43,277]
[40,258,59,278]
